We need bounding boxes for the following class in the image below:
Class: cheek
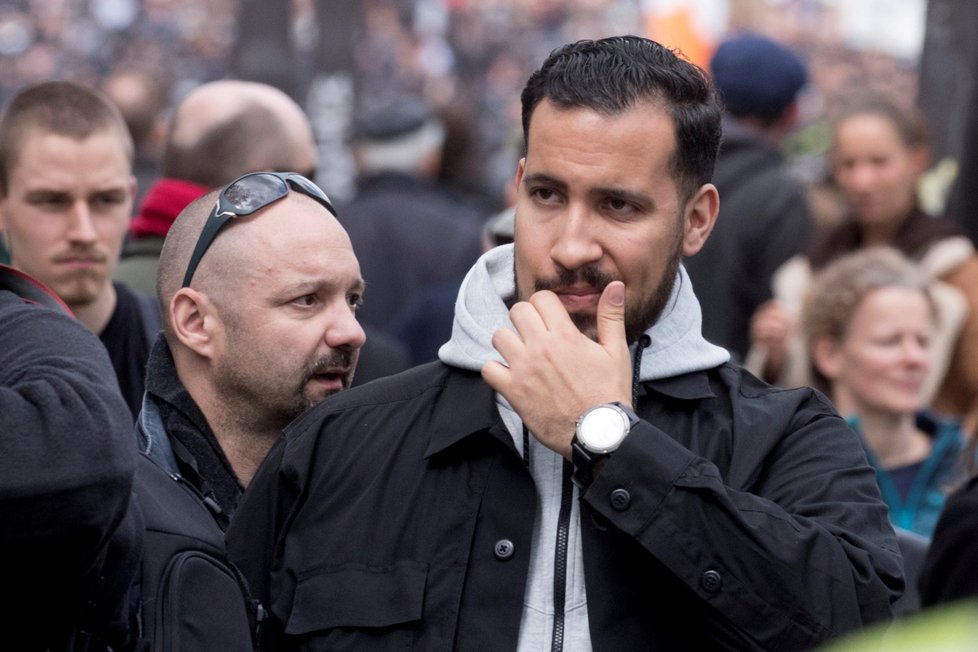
[97,213,132,241]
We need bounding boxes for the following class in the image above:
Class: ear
[681,183,720,257]
[170,288,220,359]
[515,157,526,189]
[811,336,844,381]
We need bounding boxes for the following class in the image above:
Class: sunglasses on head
[182,172,337,287]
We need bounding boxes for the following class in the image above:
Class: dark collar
[423,367,511,459]
[145,334,213,434]
[641,368,717,401]
[421,364,718,459]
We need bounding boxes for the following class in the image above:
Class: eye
[604,197,637,216]
[29,193,70,210]
[91,191,126,209]
[348,293,363,312]
[529,186,561,204]
[293,294,318,307]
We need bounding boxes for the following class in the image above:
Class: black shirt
[100,282,154,420]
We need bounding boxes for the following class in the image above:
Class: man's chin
[568,311,599,342]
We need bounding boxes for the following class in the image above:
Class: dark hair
[0,80,133,195]
[520,35,722,201]
[829,92,930,159]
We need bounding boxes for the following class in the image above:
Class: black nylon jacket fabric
[228,361,903,651]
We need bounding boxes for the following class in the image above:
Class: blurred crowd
[0,0,922,206]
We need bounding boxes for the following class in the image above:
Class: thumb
[596,281,627,351]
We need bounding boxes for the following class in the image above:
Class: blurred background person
[748,92,978,432]
[113,79,317,296]
[112,78,409,384]
[100,69,169,207]
[684,32,814,362]
[919,446,978,607]
[804,246,966,540]
[0,80,159,420]
[339,96,485,336]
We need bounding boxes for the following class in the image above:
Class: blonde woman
[804,247,966,538]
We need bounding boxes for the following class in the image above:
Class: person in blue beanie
[684,32,815,361]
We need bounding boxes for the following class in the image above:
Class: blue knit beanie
[710,34,808,120]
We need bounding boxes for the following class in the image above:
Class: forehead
[834,113,905,151]
[228,194,360,279]
[524,100,678,185]
[8,129,132,191]
[850,286,932,327]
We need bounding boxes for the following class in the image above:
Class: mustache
[306,349,355,378]
[54,247,108,263]
[533,265,619,294]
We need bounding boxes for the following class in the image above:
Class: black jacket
[228,360,902,651]
[337,172,485,333]
[0,288,141,650]
[138,335,242,523]
[918,473,978,606]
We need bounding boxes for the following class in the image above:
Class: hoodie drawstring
[632,334,651,407]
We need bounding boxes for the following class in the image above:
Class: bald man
[116,79,410,385]
[114,80,316,295]
[140,175,365,519]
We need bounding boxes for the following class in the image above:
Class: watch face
[578,405,628,453]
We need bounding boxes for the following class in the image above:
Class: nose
[549,204,602,272]
[324,303,367,352]
[66,201,98,244]
[844,162,876,194]
[901,337,931,369]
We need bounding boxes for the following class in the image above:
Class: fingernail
[608,282,624,306]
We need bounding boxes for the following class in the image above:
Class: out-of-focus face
[822,286,933,418]
[0,129,134,308]
[208,193,366,428]
[831,113,925,231]
[514,99,712,342]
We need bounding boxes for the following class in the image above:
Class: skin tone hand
[482,281,633,459]
[750,300,794,379]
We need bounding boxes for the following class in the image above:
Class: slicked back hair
[520,35,722,202]
[0,80,134,195]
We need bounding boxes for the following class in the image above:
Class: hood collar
[438,244,729,381]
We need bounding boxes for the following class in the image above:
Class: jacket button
[610,488,631,511]
[494,539,515,560]
[700,570,723,593]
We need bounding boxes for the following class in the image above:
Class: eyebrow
[522,172,654,210]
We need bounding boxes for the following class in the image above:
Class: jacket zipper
[551,460,574,651]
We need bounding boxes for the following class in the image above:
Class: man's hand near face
[482,280,633,459]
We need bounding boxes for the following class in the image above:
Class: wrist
[571,402,639,488]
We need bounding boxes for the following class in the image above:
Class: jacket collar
[421,364,718,460]
[643,367,717,401]
[423,367,514,459]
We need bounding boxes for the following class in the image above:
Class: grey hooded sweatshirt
[439,244,729,650]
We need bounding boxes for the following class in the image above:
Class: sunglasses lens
[288,175,326,201]
[286,174,336,215]
[225,174,289,214]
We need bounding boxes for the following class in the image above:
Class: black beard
[515,251,681,343]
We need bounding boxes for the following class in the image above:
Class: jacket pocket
[286,561,427,636]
